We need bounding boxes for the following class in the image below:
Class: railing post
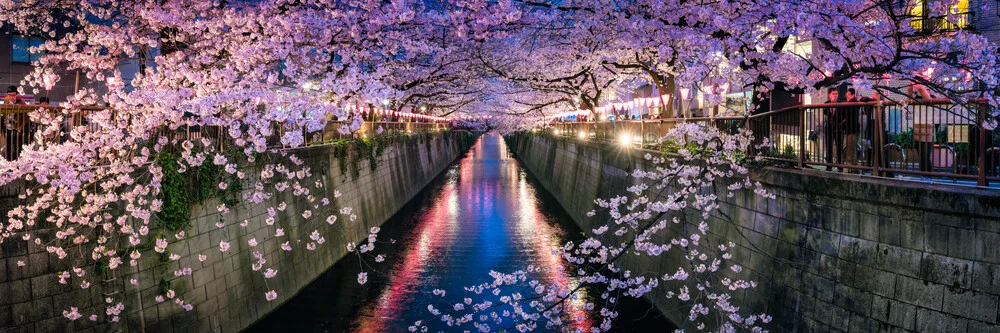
[978,102,989,187]
[873,102,884,178]
[640,120,644,146]
[798,110,805,169]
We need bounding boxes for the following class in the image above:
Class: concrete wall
[507,132,1000,333]
[0,132,475,333]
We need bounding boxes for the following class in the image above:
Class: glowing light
[577,131,586,139]
[618,133,631,146]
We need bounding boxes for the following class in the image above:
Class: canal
[247,133,673,332]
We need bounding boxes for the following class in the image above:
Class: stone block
[919,253,973,290]
[802,272,836,303]
[0,324,33,333]
[831,210,861,238]
[924,223,950,255]
[766,194,789,219]
[894,275,944,310]
[10,298,53,324]
[969,320,1000,333]
[778,221,807,246]
[33,315,74,332]
[746,231,779,257]
[30,274,71,299]
[0,306,9,330]
[981,231,1000,264]
[0,237,28,258]
[834,284,873,314]
[0,279,31,307]
[191,268,214,289]
[886,299,917,331]
[840,236,878,265]
[914,308,969,333]
[946,227,977,261]
[973,262,1000,295]
[847,312,879,333]
[878,216,901,247]
[7,253,49,281]
[754,212,783,239]
[924,211,974,229]
[806,227,842,257]
[858,213,880,242]
[51,286,91,311]
[875,244,921,278]
[898,220,924,251]
[942,288,998,323]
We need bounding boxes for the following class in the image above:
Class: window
[11,35,44,63]
[908,0,970,32]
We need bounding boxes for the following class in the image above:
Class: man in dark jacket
[823,88,840,171]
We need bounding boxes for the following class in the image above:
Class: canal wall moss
[0,131,477,332]
[507,132,1000,333]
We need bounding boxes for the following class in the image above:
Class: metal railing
[550,118,744,147]
[549,99,999,187]
[0,104,451,161]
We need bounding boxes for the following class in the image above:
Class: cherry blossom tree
[0,0,998,331]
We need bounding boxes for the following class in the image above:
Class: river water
[248,133,673,332]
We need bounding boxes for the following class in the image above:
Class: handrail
[746,98,979,119]
[0,112,452,163]
[0,104,107,114]
[548,100,997,187]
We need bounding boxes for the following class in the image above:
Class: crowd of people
[1,85,61,160]
[821,87,877,172]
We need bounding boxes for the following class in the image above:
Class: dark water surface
[247,133,673,332]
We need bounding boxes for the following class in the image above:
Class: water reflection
[248,133,670,332]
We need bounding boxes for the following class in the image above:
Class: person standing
[840,88,870,171]
[2,86,26,160]
[823,88,839,171]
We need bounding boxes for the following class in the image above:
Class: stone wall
[0,132,475,333]
[507,132,1000,333]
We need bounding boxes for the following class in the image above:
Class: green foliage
[332,140,350,176]
[352,138,377,176]
[954,142,970,156]
[324,130,480,180]
[761,144,797,160]
[94,257,110,276]
[159,278,171,294]
[156,152,191,231]
[783,144,796,158]
[935,128,948,144]
[155,147,243,232]
[890,129,914,148]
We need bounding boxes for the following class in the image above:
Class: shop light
[619,133,632,146]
